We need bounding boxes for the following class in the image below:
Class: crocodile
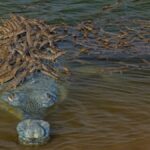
[0,72,65,145]
[0,15,68,146]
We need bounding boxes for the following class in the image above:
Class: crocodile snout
[17,119,50,145]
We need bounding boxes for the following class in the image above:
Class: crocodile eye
[46,93,51,99]
[8,93,16,102]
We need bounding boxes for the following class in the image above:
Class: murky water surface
[0,0,150,150]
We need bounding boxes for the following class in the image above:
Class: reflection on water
[0,0,150,150]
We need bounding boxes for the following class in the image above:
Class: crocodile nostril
[46,93,51,99]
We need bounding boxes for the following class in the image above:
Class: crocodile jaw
[17,119,50,145]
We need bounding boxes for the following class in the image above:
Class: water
[0,0,150,150]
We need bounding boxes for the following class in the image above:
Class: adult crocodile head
[1,72,59,145]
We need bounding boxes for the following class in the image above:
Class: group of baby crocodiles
[0,15,149,146]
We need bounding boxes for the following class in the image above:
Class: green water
[0,0,149,23]
[0,0,150,150]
